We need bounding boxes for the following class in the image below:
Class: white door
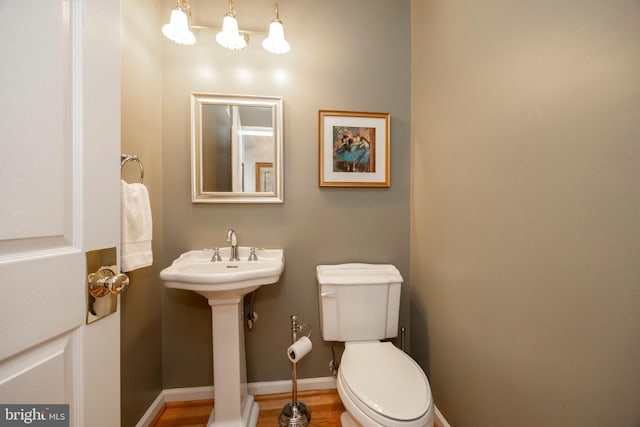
[0,0,121,426]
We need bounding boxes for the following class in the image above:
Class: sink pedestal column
[206,296,259,427]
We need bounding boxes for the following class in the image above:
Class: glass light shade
[162,8,196,45]
[262,20,290,54]
[216,14,247,50]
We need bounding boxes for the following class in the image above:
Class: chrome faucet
[226,229,240,261]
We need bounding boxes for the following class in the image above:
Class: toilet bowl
[337,342,434,427]
[316,264,435,427]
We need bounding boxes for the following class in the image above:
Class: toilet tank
[316,263,403,342]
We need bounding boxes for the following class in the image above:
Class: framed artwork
[255,162,274,192]
[318,110,390,187]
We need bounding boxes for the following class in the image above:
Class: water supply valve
[247,311,259,331]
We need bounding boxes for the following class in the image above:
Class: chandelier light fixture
[262,3,290,54]
[216,0,247,50]
[161,0,196,45]
[162,0,291,54]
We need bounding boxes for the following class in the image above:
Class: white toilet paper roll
[287,336,312,363]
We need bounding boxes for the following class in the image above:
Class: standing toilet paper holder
[279,315,312,427]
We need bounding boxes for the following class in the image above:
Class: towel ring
[121,154,144,183]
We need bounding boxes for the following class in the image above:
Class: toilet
[317,263,435,427]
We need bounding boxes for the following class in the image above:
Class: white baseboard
[136,377,451,427]
[135,376,336,427]
[135,392,165,427]
[163,385,215,402]
[435,405,451,427]
[248,376,337,395]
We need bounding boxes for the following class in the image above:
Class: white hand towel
[121,180,153,272]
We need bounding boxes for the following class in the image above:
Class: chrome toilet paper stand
[279,315,311,427]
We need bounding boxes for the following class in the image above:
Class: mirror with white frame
[191,93,284,203]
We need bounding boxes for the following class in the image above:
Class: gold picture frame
[255,162,274,192]
[318,110,390,187]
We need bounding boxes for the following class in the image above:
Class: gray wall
[161,0,412,387]
[410,1,640,426]
[120,0,164,425]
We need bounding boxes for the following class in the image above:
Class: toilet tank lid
[316,263,403,285]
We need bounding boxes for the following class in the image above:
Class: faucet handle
[248,247,258,261]
[211,247,222,262]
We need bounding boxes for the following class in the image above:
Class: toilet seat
[337,341,433,426]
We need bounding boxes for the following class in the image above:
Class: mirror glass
[191,93,283,203]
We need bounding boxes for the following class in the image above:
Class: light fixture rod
[190,25,268,36]
[228,0,237,15]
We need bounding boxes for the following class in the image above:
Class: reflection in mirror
[191,93,283,203]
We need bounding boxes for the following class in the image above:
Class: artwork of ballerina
[333,126,375,173]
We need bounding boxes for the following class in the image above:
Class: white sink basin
[160,247,284,299]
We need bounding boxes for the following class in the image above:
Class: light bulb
[162,8,196,45]
[216,14,247,50]
[263,20,290,54]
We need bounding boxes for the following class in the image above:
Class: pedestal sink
[160,247,284,427]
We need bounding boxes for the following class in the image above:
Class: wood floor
[150,389,345,427]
